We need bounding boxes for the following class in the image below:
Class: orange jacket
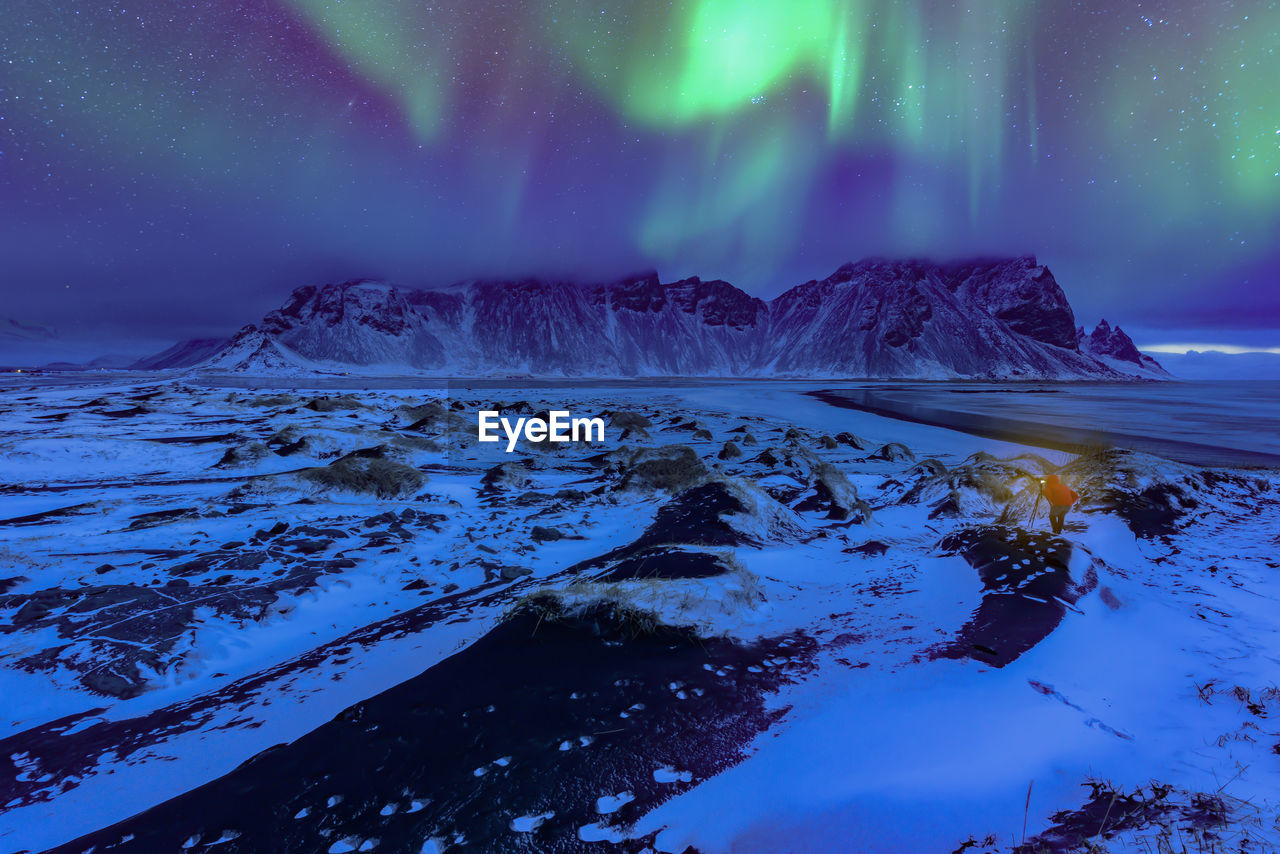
[1044,475,1078,507]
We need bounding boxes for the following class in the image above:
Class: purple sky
[3,1,1278,356]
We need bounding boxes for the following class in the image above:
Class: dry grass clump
[299,456,425,498]
[214,441,271,468]
[605,409,653,432]
[618,445,710,494]
[512,550,764,639]
[303,395,365,412]
[242,393,298,407]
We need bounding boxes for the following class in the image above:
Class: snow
[595,791,635,814]
[0,376,1276,852]
[577,821,626,843]
[509,811,553,832]
[654,766,693,784]
[180,260,1159,380]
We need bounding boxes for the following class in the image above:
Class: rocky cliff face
[129,337,228,370]
[196,257,1166,379]
[261,281,449,368]
[765,257,1108,378]
[1077,319,1167,375]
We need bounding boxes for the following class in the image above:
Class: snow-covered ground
[0,378,1276,853]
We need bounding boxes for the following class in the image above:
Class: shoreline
[808,388,1280,470]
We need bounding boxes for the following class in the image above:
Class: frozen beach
[0,377,1277,853]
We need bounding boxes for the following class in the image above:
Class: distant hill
[130,338,230,370]
[1152,350,1280,380]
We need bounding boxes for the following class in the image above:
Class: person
[1043,473,1078,534]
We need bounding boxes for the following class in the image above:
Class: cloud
[1140,343,1280,355]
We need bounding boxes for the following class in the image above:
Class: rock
[605,410,653,432]
[844,540,889,557]
[834,432,865,449]
[750,449,780,469]
[929,491,963,518]
[531,526,564,543]
[482,462,535,492]
[273,438,307,456]
[795,463,868,521]
[304,395,364,412]
[617,446,710,494]
[399,400,452,429]
[718,442,742,460]
[300,458,425,499]
[214,443,270,468]
[867,442,915,462]
[1098,586,1123,610]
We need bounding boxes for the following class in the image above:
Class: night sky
[3,1,1278,351]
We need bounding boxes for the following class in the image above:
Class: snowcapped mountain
[196,257,1167,379]
[766,257,1114,378]
[200,326,325,375]
[1077,319,1168,377]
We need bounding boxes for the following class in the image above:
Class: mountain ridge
[175,256,1167,380]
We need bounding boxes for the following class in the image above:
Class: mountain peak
[1078,319,1166,374]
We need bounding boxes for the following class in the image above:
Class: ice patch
[596,791,635,814]
[653,766,693,784]
[510,811,553,832]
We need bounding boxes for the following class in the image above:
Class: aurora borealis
[2,1,1278,347]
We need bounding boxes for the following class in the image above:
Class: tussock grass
[988,775,1275,854]
[242,393,297,407]
[618,445,710,494]
[304,395,365,412]
[510,550,764,639]
[299,456,425,498]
